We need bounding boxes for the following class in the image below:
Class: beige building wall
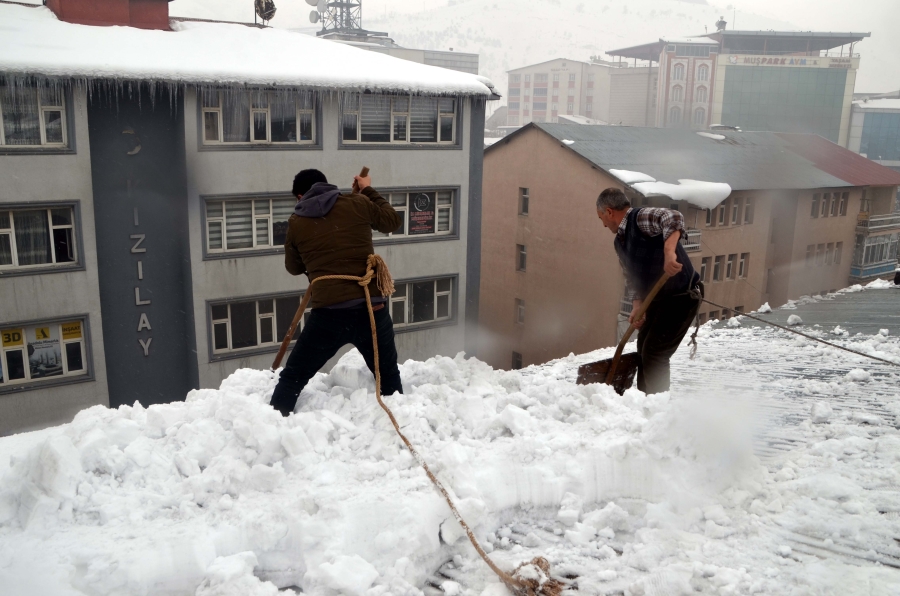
[609,67,658,127]
[480,128,624,370]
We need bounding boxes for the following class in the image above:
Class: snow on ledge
[0,4,493,96]
[696,131,727,141]
[632,179,732,210]
[609,169,657,184]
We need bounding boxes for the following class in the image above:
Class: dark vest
[614,208,696,299]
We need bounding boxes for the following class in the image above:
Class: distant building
[610,29,869,147]
[0,1,495,435]
[849,98,900,169]
[480,124,900,370]
[505,58,657,127]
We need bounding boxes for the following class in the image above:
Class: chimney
[46,0,172,31]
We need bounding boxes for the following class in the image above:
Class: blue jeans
[270,306,403,416]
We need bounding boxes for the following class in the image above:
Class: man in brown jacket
[270,169,404,416]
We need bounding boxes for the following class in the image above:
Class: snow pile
[561,139,575,145]
[609,169,657,184]
[695,131,727,141]
[631,179,732,210]
[786,315,803,326]
[755,303,773,314]
[0,4,493,95]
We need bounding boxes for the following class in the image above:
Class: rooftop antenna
[309,0,364,33]
[255,0,276,25]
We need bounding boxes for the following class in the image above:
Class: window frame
[512,351,524,370]
[516,244,527,272]
[713,255,723,281]
[519,188,530,216]
[726,254,736,279]
[0,202,84,277]
[201,193,297,260]
[738,252,749,278]
[839,192,848,216]
[835,241,843,265]
[743,197,754,224]
[198,89,319,151]
[207,291,313,361]
[0,314,93,393]
[388,275,459,334]
[700,256,711,282]
[811,193,820,218]
[0,86,70,151]
[515,298,525,324]
[371,186,460,244]
[339,93,462,149]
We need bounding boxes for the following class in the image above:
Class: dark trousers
[270,306,403,416]
[636,292,700,394]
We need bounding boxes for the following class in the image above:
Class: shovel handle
[272,290,313,371]
[606,272,671,385]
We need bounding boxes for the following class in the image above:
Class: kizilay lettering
[131,223,152,356]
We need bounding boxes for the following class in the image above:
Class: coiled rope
[686,289,900,367]
[273,255,562,596]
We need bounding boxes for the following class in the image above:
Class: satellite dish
[317,0,327,12]
[309,10,320,24]
[305,0,318,6]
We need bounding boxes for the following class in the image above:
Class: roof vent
[45,0,172,31]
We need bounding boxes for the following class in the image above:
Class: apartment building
[506,58,657,127]
[480,124,900,371]
[0,1,496,435]
[610,29,868,147]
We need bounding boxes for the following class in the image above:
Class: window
[669,106,682,125]
[700,257,711,282]
[830,195,838,217]
[509,102,520,110]
[698,65,710,82]
[743,197,754,224]
[811,194,820,218]
[705,209,712,226]
[553,74,560,82]
[552,88,559,98]
[201,89,315,145]
[535,74,548,83]
[1,319,87,386]
[511,75,521,83]
[672,86,684,102]
[694,108,706,126]
[533,103,548,111]
[372,190,455,238]
[512,351,523,370]
[718,203,726,225]
[519,188,529,215]
[726,254,736,279]
[390,278,454,328]
[713,256,723,281]
[839,192,848,216]
[676,46,711,58]
[509,88,521,97]
[739,253,749,277]
[698,312,707,324]
[586,103,593,112]
[806,245,814,267]
[821,193,829,217]
[551,103,558,112]
[516,244,527,271]
[205,197,295,253]
[673,64,685,80]
[567,103,574,113]
[825,242,834,265]
[533,88,548,97]
[515,299,525,324]
[728,199,741,225]
[0,206,77,270]
[0,85,67,147]
[211,295,308,354]
[525,75,531,82]
[568,74,576,82]
[709,310,719,321]
[341,94,456,144]
[587,74,595,82]
[816,243,825,266]
[697,86,708,103]
[835,241,843,264]
[735,306,744,314]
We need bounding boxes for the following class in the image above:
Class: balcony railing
[857,212,900,232]
[722,50,860,58]
[681,228,702,252]
[850,259,898,280]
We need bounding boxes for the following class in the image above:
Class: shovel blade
[576,352,641,395]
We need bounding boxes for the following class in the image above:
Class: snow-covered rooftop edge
[0,5,495,96]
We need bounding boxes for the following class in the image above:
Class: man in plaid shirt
[596,188,701,394]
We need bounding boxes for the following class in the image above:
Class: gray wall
[182,90,475,389]
[0,89,110,436]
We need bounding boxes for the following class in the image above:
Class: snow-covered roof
[0,4,494,96]
[854,98,900,110]
[660,36,720,45]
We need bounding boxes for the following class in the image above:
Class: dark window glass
[253,112,268,141]
[6,350,25,380]
[342,113,358,141]
[211,304,228,320]
[229,301,258,349]
[213,322,229,350]
[0,235,11,266]
[44,110,64,144]
[1,87,40,145]
[258,299,274,314]
[270,96,297,142]
[260,317,274,344]
[437,294,450,318]
[13,210,51,265]
[52,227,75,263]
[276,296,302,341]
[65,342,83,371]
[412,281,435,323]
[204,111,219,142]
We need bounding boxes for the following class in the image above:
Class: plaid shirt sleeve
[635,208,686,240]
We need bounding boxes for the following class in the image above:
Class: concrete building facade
[506,58,657,127]
[0,1,495,435]
[610,30,869,147]
[480,124,900,371]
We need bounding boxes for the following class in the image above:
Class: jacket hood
[294,182,341,218]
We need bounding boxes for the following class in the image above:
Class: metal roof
[774,133,900,187]
[487,123,900,193]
